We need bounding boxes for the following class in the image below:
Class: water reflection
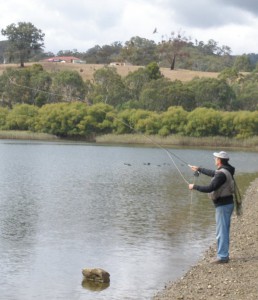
[0,140,257,300]
[81,279,110,292]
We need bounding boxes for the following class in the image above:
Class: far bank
[1,131,258,150]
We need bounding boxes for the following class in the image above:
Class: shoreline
[1,131,258,150]
[153,178,258,300]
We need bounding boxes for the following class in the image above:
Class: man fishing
[188,151,235,264]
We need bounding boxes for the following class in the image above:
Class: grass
[1,130,258,150]
[0,130,59,140]
[96,134,258,150]
[0,62,219,82]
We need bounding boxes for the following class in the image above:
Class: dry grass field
[0,62,219,82]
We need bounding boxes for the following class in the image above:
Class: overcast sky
[1,0,258,55]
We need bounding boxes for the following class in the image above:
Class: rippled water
[0,140,257,300]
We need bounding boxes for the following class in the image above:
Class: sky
[1,0,258,55]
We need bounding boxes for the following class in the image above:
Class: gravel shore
[153,178,258,300]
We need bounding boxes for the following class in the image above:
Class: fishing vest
[209,168,235,201]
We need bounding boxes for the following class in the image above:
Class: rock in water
[82,268,110,283]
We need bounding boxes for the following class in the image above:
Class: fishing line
[7,75,193,185]
[95,109,191,185]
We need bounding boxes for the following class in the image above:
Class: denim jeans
[215,203,234,260]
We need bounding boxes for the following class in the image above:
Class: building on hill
[109,61,132,66]
[0,40,10,64]
[43,56,86,63]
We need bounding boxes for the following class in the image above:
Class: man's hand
[188,165,199,172]
[189,184,194,190]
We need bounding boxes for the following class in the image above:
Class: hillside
[0,62,219,82]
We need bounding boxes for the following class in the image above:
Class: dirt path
[153,178,258,300]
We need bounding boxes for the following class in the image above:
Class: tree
[233,111,258,138]
[187,78,235,110]
[139,78,195,111]
[82,42,123,64]
[78,103,115,135]
[123,62,163,103]
[5,104,38,130]
[145,62,163,80]
[185,108,221,137]
[35,102,88,137]
[0,107,9,129]
[123,67,150,101]
[0,64,52,107]
[139,78,173,111]
[157,31,189,70]
[0,67,32,107]
[160,106,188,135]
[1,22,45,67]
[233,54,253,72]
[121,36,158,65]
[218,67,242,85]
[51,70,86,102]
[91,66,129,107]
[218,111,237,137]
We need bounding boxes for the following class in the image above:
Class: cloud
[0,0,258,55]
[160,0,254,28]
[218,0,258,16]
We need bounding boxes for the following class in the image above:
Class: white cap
[213,151,229,160]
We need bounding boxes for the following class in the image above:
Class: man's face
[214,157,220,167]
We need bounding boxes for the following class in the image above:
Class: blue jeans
[215,203,234,260]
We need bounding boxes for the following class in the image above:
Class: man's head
[213,151,229,167]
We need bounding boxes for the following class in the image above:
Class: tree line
[0,102,257,139]
[0,22,257,140]
[1,22,258,72]
[1,63,258,111]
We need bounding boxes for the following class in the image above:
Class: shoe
[211,258,229,264]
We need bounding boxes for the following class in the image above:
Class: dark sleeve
[198,167,216,177]
[193,172,226,193]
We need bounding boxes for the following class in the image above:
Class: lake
[0,140,257,300]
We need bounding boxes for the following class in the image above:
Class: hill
[0,62,219,82]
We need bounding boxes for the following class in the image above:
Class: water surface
[0,140,257,300]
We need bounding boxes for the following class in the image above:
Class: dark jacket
[193,164,235,207]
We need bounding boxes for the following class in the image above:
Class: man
[188,151,235,264]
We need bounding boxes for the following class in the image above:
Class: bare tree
[157,31,189,70]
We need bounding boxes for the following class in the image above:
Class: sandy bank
[153,178,258,300]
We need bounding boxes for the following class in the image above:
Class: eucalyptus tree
[50,70,86,103]
[157,31,189,70]
[0,67,32,107]
[233,54,253,72]
[186,77,236,110]
[123,62,163,102]
[0,64,52,107]
[139,78,173,111]
[91,66,129,107]
[139,78,195,111]
[123,67,150,101]
[1,22,45,67]
[82,42,123,64]
[121,36,158,65]
[29,64,52,106]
